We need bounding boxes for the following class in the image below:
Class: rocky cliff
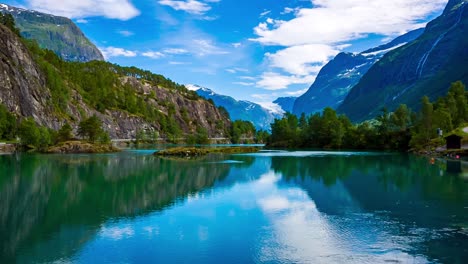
[0,24,230,139]
[0,3,104,62]
[338,0,468,122]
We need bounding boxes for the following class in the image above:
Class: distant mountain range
[293,28,424,116]
[0,3,103,62]
[338,0,468,121]
[186,85,283,131]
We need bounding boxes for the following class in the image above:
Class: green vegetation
[17,118,54,151]
[0,104,16,141]
[231,120,256,143]
[269,81,468,151]
[57,122,73,142]
[186,126,210,145]
[0,12,20,36]
[77,115,110,143]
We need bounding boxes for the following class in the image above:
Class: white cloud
[75,19,88,23]
[266,44,339,75]
[164,48,189,54]
[27,0,140,20]
[252,0,447,46]
[285,88,308,97]
[100,46,137,59]
[233,82,254,86]
[226,67,248,74]
[193,39,229,56]
[169,61,191,65]
[281,7,299,15]
[142,51,165,59]
[239,76,256,81]
[252,0,446,93]
[260,10,271,17]
[158,0,219,15]
[118,30,134,37]
[256,72,316,90]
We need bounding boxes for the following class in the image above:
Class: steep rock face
[0,3,104,62]
[190,85,281,131]
[273,97,296,113]
[0,24,230,139]
[338,0,468,122]
[0,24,58,128]
[293,28,424,116]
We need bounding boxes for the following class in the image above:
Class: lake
[0,150,467,263]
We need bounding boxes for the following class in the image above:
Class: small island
[46,141,120,154]
[154,146,260,157]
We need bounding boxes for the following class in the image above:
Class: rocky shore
[0,143,17,154]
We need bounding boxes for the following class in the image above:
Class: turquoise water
[0,151,467,263]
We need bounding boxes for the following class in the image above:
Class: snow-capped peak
[185,84,201,91]
[185,84,213,94]
[361,42,407,57]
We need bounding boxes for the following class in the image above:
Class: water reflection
[0,153,237,263]
[0,151,466,263]
[270,153,468,263]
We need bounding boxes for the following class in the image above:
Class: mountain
[293,28,424,116]
[187,85,281,131]
[338,0,468,122]
[0,3,103,62]
[0,23,230,139]
[273,97,296,113]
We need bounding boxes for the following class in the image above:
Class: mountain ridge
[186,84,282,131]
[0,3,104,62]
[293,28,424,116]
[0,23,230,139]
[338,0,468,121]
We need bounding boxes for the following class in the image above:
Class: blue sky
[3,0,448,110]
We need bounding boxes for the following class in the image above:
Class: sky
[3,0,448,110]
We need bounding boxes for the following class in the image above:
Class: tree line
[268,81,467,150]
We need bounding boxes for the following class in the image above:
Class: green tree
[18,118,53,150]
[57,122,73,142]
[18,118,40,147]
[390,104,411,131]
[420,96,434,140]
[0,13,20,36]
[78,115,105,142]
[195,126,210,144]
[0,104,16,140]
[448,81,467,127]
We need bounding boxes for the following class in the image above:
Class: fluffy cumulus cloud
[252,0,447,46]
[27,0,140,20]
[142,51,165,59]
[252,0,447,90]
[256,72,316,90]
[100,47,137,59]
[266,44,339,75]
[158,0,220,15]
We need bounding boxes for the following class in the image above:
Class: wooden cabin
[445,134,462,149]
